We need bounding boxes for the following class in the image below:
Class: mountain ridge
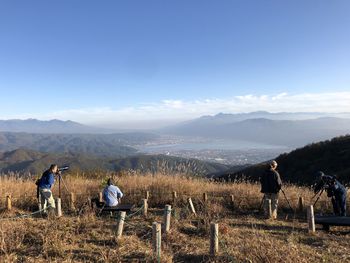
[0,131,160,157]
[0,119,114,134]
[0,148,231,176]
[162,116,350,147]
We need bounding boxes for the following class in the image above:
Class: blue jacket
[328,180,347,199]
[103,185,123,207]
[38,170,55,189]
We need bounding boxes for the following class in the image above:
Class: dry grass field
[0,172,349,262]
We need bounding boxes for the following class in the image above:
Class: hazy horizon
[1,1,350,128]
[1,110,350,130]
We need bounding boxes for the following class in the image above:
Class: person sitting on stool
[103,178,123,207]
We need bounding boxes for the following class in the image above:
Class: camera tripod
[259,189,294,213]
[312,188,324,207]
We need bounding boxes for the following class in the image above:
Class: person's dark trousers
[332,194,347,216]
[339,193,347,216]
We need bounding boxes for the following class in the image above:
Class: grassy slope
[0,173,349,262]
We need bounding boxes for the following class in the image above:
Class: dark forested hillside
[0,132,159,157]
[0,149,230,176]
[216,135,350,185]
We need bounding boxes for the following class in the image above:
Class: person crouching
[37,164,58,217]
[314,171,347,216]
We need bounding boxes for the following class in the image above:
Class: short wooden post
[152,222,161,260]
[145,191,150,200]
[230,194,234,208]
[38,198,42,211]
[163,205,172,233]
[70,192,76,211]
[116,211,126,238]
[87,196,92,210]
[6,194,12,211]
[307,205,315,233]
[172,191,177,203]
[188,198,196,215]
[203,193,208,203]
[298,196,304,212]
[56,198,62,217]
[143,199,148,217]
[210,223,219,256]
[99,192,103,203]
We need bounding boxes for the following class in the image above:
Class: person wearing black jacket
[260,160,282,219]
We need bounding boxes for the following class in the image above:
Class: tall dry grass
[0,171,334,215]
[0,172,349,262]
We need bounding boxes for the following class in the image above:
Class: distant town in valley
[136,135,288,165]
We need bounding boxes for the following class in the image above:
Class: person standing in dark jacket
[260,160,282,219]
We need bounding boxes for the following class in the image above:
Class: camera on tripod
[313,173,336,195]
[312,172,337,206]
[57,166,69,173]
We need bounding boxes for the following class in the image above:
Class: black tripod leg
[258,195,265,212]
[313,189,324,207]
[281,189,294,212]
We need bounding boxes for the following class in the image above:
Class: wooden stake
[38,197,42,211]
[116,211,126,238]
[163,205,172,233]
[307,205,315,233]
[298,196,304,212]
[230,195,234,208]
[70,192,76,211]
[203,193,208,203]
[6,194,12,211]
[143,199,148,217]
[172,191,177,203]
[152,222,161,260]
[87,196,92,210]
[210,223,219,256]
[99,192,103,203]
[145,191,150,200]
[56,198,62,217]
[188,198,196,215]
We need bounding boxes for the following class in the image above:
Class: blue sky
[0,1,349,127]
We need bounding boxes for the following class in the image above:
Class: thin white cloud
[3,91,350,128]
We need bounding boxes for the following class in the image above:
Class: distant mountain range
[0,131,159,157]
[0,148,230,176]
[180,111,350,124]
[162,113,350,147]
[1,114,350,159]
[0,119,112,133]
[213,135,350,185]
